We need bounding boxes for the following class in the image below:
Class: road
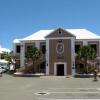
[0,74,100,100]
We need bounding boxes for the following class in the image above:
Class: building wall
[49,39,71,75]
[14,39,100,75]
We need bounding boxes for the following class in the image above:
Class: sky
[0,0,100,49]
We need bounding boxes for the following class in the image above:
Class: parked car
[0,67,7,73]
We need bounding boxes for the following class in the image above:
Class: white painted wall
[20,43,25,67]
[46,39,49,75]
[98,41,100,67]
[83,40,88,45]
[35,41,40,49]
[71,38,75,76]
[13,44,16,54]
[99,41,100,57]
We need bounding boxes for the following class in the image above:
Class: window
[75,45,80,53]
[27,46,33,51]
[90,44,97,53]
[58,29,62,35]
[1,54,4,59]
[16,45,20,53]
[40,61,46,73]
[41,45,46,54]
[40,62,46,69]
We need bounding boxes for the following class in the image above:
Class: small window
[16,45,20,53]
[58,29,62,35]
[40,62,46,69]
[90,44,97,53]
[75,45,80,53]
[42,45,46,54]
[1,54,4,59]
[27,46,33,51]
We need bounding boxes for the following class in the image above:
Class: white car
[0,67,7,73]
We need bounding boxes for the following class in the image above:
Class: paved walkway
[0,74,100,100]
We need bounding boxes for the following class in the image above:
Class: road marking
[48,91,100,94]
[39,98,96,100]
[38,89,100,100]
[49,88,99,90]
[39,98,71,100]
[39,98,67,100]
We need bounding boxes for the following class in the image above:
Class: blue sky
[0,0,100,49]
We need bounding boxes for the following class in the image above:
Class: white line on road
[39,98,97,100]
[49,88,99,90]
[49,91,100,94]
[39,98,68,100]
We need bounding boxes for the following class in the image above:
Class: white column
[35,41,40,49]
[83,40,88,46]
[98,41,100,67]
[54,63,56,75]
[0,53,1,59]
[13,43,16,54]
[46,39,49,75]
[0,45,1,59]
[20,43,25,67]
[99,41,100,57]
[71,37,75,76]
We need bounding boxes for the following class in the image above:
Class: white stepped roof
[67,29,100,39]
[22,30,53,41]
[13,39,21,43]
[15,29,100,42]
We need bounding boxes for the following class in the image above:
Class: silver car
[0,67,7,73]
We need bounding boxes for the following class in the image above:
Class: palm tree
[77,45,96,73]
[26,47,40,73]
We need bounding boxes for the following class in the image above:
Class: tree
[26,47,40,73]
[77,45,96,73]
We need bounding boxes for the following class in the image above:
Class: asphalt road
[0,74,100,100]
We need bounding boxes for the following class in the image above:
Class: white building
[13,28,100,76]
[0,45,10,69]
[0,45,10,59]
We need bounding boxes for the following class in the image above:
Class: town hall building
[13,28,100,76]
